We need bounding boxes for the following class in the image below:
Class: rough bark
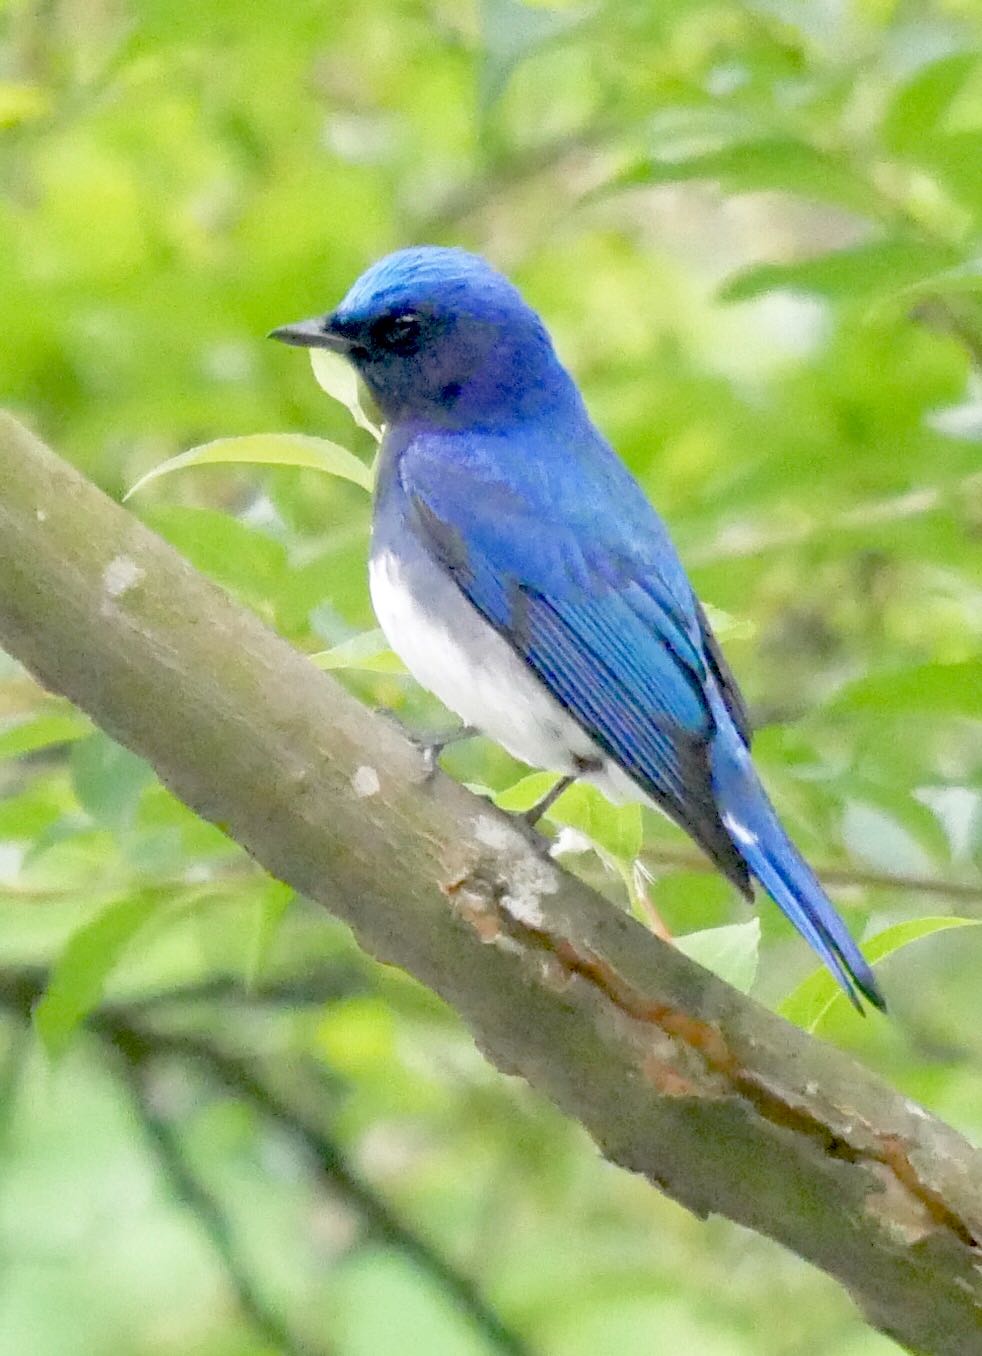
[0,410,979,1354]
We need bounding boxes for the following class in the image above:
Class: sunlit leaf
[311,628,405,673]
[246,880,295,987]
[720,239,959,304]
[125,433,373,499]
[623,139,881,215]
[675,919,760,993]
[495,775,642,863]
[34,895,156,1056]
[0,786,62,840]
[0,81,49,128]
[494,771,559,814]
[317,996,395,1072]
[310,348,383,442]
[915,132,982,213]
[701,602,754,641]
[0,709,91,761]
[780,916,981,1032]
[883,52,981,152]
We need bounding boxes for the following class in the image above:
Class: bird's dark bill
[268,316,350,350]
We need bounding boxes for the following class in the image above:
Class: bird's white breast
[369,545,638,805]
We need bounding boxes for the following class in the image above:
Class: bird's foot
[376,711,478,779]
[413,723,479,777]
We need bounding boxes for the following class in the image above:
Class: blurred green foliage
[1,0,981,1352]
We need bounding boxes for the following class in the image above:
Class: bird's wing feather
[401,440,750,890]
[696,601,752,748]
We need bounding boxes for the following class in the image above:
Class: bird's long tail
[710,727,885,1012]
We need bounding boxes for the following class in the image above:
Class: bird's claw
[374,710,478,779]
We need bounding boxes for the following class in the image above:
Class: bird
[271,246,884,1012]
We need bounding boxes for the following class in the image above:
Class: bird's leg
[413,723,479,777]
[521,774,575,827]
[396,721,477,775]
[375,711,479,777]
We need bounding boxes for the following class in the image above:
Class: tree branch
[1,410,980,1355]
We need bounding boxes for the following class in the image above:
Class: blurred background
[1,0,981,1352]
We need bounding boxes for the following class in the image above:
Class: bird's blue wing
[402,439,751,890]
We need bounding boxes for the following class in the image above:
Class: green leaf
[310,349,382,442]
[0,787,62,840]
[626,139,880,216]
[245,880,295,988]
[780,916,981,1032]
[720,239,959,304]
[0,81,49,129]
[125,433,373,499]
[34,895,155,1056]
[146,506,288,603]
[883,52,981,153]
[551,783,643,864]
[675,919,760,993]
[827,659,982,720]
[493,771,559,814]
[914,132,982,214]
[317,996,395,1073]
[701,602,754,641]
[0,709,91,761]
[70,733,154,830]
[310,628,405,673]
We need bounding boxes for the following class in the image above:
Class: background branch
[640,844,982,906]
[1,411,981,1355]
[0,967,532,1356]
[105,1015,534,1356]
[111,1043,321,1356]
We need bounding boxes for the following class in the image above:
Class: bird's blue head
[271,246,578,428]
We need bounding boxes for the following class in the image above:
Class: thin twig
[119,970,369,1013]
[913,298,982,369]
[641,843,982,905]
[687,475,977,565]
[0,1018,28,1151]
[0,865,258,903]
[0,965,366,1018]
[413,124,620,234]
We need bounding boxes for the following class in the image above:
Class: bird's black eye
[371,312,422,355]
